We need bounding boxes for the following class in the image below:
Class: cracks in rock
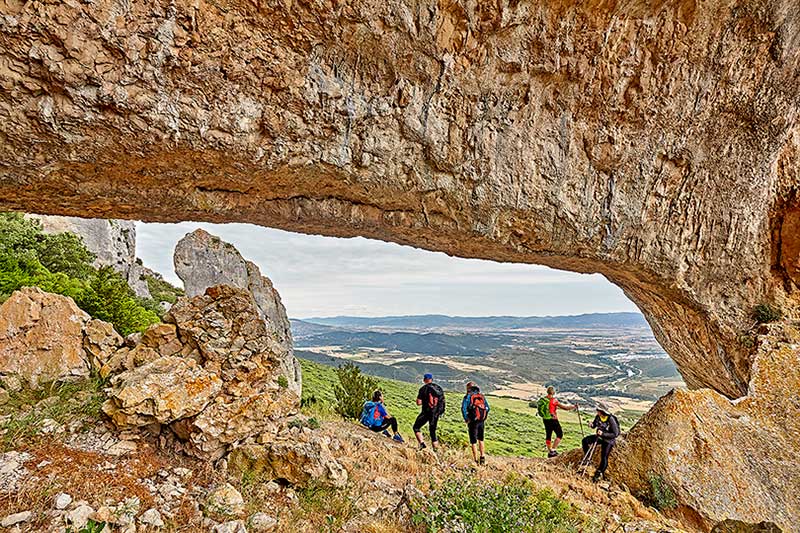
[195,185,254,196]
[601,172,616,249]
[420,56,446,135]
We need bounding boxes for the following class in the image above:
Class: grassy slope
[300,359,596,458]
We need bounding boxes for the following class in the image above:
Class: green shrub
[752,303,782,324]
[411,475,588,532]
[75,267,160,336]
[332,362,378,420]
[277,375,289,388]
[645,474,677,511]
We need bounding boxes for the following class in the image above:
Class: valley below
[293,313,684,423]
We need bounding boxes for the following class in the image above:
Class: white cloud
[135,222,639,318]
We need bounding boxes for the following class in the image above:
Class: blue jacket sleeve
[485,397,490,415]
[461,394,470,421]
[377,403,388,420]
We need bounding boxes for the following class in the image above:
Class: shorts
[467,420,485,444]
[543,418,563,441]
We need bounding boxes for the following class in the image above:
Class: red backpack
[468,392,488,421]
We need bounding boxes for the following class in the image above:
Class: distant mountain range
[295,312,649,331]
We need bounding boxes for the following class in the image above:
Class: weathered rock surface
[610,323,800,532]
[2,1,800,400]
[204,483,245,516]
[103,356,223,427]
[0,288,120,388]
[711,520,783,533]
[25,215,152,298]
[105,285,300,459]
[229,439,348,489]
[83,319,124,371]
[174,229,300,396]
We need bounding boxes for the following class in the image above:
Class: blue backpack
[360,401,381,428]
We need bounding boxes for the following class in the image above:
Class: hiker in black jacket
[581,401,620,482]
[413,373,445,451]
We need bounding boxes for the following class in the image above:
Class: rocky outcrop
[174,229,300,396]
[0,288,122,388]
[104,285,301,459]
[2,1,800,399]
[25,215,152,298]
[610,324,800,532]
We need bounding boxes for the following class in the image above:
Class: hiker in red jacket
[540,386,578,457]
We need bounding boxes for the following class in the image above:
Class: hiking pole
[578,440,598,476]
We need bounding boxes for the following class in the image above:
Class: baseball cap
[423,373,433,380]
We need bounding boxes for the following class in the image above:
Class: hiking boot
[592,471,603,483]
[393,434,405,443]
[547,450,558,458]
[418,442,427,450]
[479,456,486,466]
[382,430,391,438]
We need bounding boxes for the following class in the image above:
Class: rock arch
[1,0,799,399]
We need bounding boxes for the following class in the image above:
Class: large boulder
[229,439,348,488]
[174,229,300,395]
[0,288,120,388]
[105,285,301,459]
[102,356,223,427]
[610,323,800,532]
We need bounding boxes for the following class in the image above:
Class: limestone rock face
[174,229,300,396]
[105,285,300,459]
[3,1,800,399]
[229,439,348,489]
[610,324,800,532]
[83,319,124,371]
[0,288,91,388]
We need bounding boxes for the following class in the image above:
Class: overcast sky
[136,222,639,318]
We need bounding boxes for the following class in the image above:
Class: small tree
[333,362,378,419]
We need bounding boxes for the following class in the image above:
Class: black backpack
[426,383,446,416]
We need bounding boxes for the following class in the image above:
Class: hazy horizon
[136,221,640,318]
[297,311,644,320]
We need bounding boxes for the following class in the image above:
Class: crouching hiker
[462,382,490,465]
[360,391,405,443]
[536,386,578,457]
[581,402,620,482]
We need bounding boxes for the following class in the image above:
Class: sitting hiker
[581,401,620,482]
[461,382,490,465]
[360,390,404,443]
[537,386,578,457]
[414,373,446,451]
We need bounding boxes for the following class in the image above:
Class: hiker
[536,386,578,457]
[360,390,405,443]
[581,401,620,482]
[461,381,490,465]
[413,373,445,450]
